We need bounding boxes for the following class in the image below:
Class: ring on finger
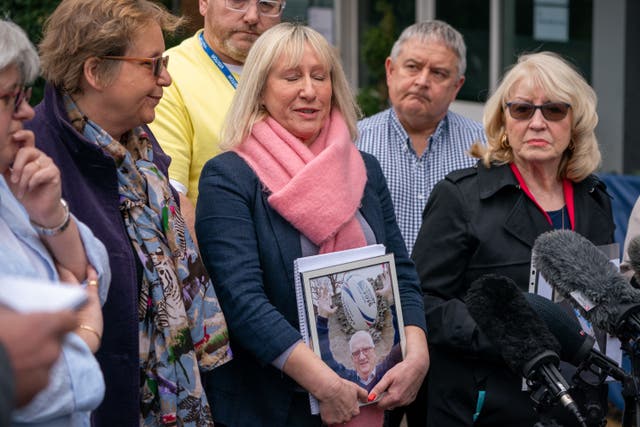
[87,279,98,287]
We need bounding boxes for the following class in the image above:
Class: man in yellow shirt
[150,0,284,233]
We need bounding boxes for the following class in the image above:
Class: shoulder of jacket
[445,165,478,183]
[577,174,609,196]
[359,150,377,164]
[588,174,608,191]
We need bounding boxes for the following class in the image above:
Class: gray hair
[349,330,375,353]
[390,20,466,77]
[0,20,39,84]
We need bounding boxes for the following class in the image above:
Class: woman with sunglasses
[25,1,232,426]
[412,51,613,427]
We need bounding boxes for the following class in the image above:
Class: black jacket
[413,162,614,356]
[412,161,614,426]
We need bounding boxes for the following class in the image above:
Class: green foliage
[2,0,56,45]
[357,0,397,117]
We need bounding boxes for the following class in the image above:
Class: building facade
[182,0,639,174]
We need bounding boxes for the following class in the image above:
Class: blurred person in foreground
[25,1,231,425]
[150,0,284,237]
[196,23,429,427]
[0,19,109,426]
[413,51,614,426]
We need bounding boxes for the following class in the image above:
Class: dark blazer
[412,162,614,427]
[25,84,174,427]
[196,151,426,427]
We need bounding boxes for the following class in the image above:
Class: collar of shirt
[388,108,451,157]
[360,366,377,386]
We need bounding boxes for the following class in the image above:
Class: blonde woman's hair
[221,22,361,150]
[470,51,600,182]
[39,0,183,95]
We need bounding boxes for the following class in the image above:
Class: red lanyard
[509,163,575,230]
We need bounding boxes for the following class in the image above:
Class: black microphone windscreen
[627,235,640,275]
[523,292,593,365]
[466,274,561,375]
[533,230,640,334]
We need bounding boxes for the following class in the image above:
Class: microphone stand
[525,352,588,427]
[613,305,640,427]
[620,338,640,427]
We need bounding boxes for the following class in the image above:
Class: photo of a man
[314,265,402,393]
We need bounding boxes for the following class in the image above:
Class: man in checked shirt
[357,20,486,254]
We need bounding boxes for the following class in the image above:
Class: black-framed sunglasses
[1,86,32,114]
[101,55,169,77]
[505,101,571,121]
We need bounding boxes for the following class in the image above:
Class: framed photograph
[299,253,406,397]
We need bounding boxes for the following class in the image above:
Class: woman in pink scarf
[195,23,429,427]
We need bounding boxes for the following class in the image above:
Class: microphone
[626,235,640,284]
[523,292,628,382]
[533,230,640,340]
[466,274,586,426]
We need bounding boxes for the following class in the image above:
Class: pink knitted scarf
[234,110,367,254]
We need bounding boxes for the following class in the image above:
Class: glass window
[282,0,312,21]
[503,0,592,82]
[436,0,491,102]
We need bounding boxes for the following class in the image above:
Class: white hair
[349,330,374,353]
[0,19,39,83]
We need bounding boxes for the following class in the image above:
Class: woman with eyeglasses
[412,51,613,426]
[0,19,110,426]
[25,1,232,426]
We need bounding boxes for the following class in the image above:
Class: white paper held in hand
[0,275,88,313]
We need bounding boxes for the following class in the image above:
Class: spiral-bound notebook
[293,244,407,415]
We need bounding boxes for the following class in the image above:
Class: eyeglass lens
[153,56,169,77]
[14,87,32,113]
[226,0,285,16]
[351,347,373,358]
[506,102,570,121]
[102,56,168,78]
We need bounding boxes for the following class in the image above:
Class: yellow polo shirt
[150,30,238,204]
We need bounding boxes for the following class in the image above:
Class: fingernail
[367,392,376,402]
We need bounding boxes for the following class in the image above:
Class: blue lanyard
[198,32,238,89]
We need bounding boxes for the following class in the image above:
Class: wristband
[31,199,71,236]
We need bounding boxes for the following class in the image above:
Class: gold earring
[500,134,510,150]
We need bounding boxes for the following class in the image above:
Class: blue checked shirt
[357,108,486,252]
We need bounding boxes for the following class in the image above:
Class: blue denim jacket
[0,177,111,426]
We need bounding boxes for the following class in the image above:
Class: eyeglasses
[351,347,374,358]
[101,55,169,77]
[0,86,32,114]
[505,102,571,121]
[225,0,286,17]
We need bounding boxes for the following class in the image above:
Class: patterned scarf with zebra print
[65,95,232,427]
